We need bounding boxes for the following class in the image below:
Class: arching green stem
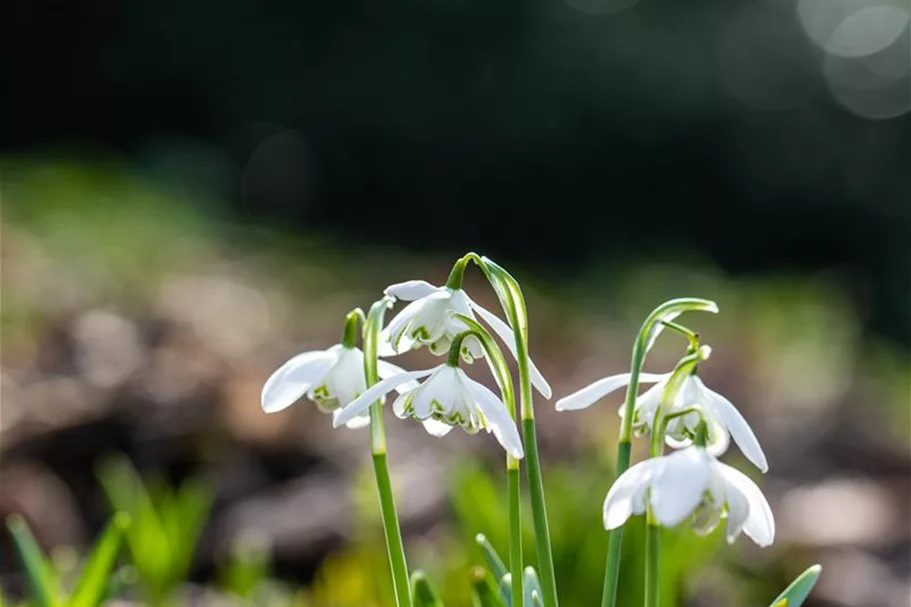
[645,347,710,607]
[447,324,522,607]
[363,297,411,607]
[602,298,717,607]
[458,255,558,607]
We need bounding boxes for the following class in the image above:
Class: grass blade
[471,567,506,607]
[768,565,822,607]
[69,512,131,607]
[6,515,60,607]
[411,570,445,607]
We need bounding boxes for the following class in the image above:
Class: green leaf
[474,534,511,605]
[169,478,213,583]
[96,455,172,602]
[69,513,130,607]
[768,565,822,607]
[522,567,542,607]
[474,534,507,583]
[470,567,506,607]
[410,570,445,607]
[6,515,61,607]
[218,534,271,599]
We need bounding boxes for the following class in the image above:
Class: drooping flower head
[333,362,524,458]
[602,445,775,546]
[381,280,552,399]
[556,368,768,473]
[261,344,413,429]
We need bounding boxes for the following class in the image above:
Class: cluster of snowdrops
[261,253,821,607]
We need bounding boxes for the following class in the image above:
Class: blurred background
[1,0,909,605]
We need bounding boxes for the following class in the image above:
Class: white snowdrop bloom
[332,362,524,458]
[261,344,412,429]
[556,371,767,473]
[381,280,552,399]
[603,446,775,547]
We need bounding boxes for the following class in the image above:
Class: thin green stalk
[478,256,559,607]
[523,418,557,607]
[645,394,666,607]
[644,522,660,607]
[643,350,706,607]
[601,299,716,607]
[364,298,411,607]
[508,463,523,607]
[448,323,523,607]
[372,443,411,607]
[601,340,645,607]
[600,439,630,607]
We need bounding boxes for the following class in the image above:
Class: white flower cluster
[260,262,774,548]
[557,345,775,546]
[261,277,551,459]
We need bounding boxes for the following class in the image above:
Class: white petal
[556,372,667,412]
[344,415,371,430]
[377,328,401,357]
[650,448,711,527]
[703,414,732,458]
[722,474,750,544]
[261,349,338,413]
[384,299,427,352]
[698,378,768,473]
[462,373,524,458]
[467,297,552,399]
[384,280,440,301]
[333,368,435,428]
[378,359,421,393]
[411,366,458,419]
[422,419,454,437]
[325,347,368,407]
[392,392,409,418]
[717,464,775,547]
[602,458,663,530]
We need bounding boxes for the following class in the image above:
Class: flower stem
[601,338,645,607]
[371,436,411,607]
[508,460,523,607]
[643,349,707,607]
[364,298,411,607]
[523,418,557,607]
[645,522,660,607]
[602,300,715,607]
[514,302,558,607]
[468,254,558,607]
[600,439,630,607]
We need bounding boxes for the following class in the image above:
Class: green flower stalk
[581,298,718,607]
[363,297,412,607]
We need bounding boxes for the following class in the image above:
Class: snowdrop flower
[332,362,524,458]
[381,280,552,399]
[603,445,775,546]
[556,371,767,473]
[261,344,412,429]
